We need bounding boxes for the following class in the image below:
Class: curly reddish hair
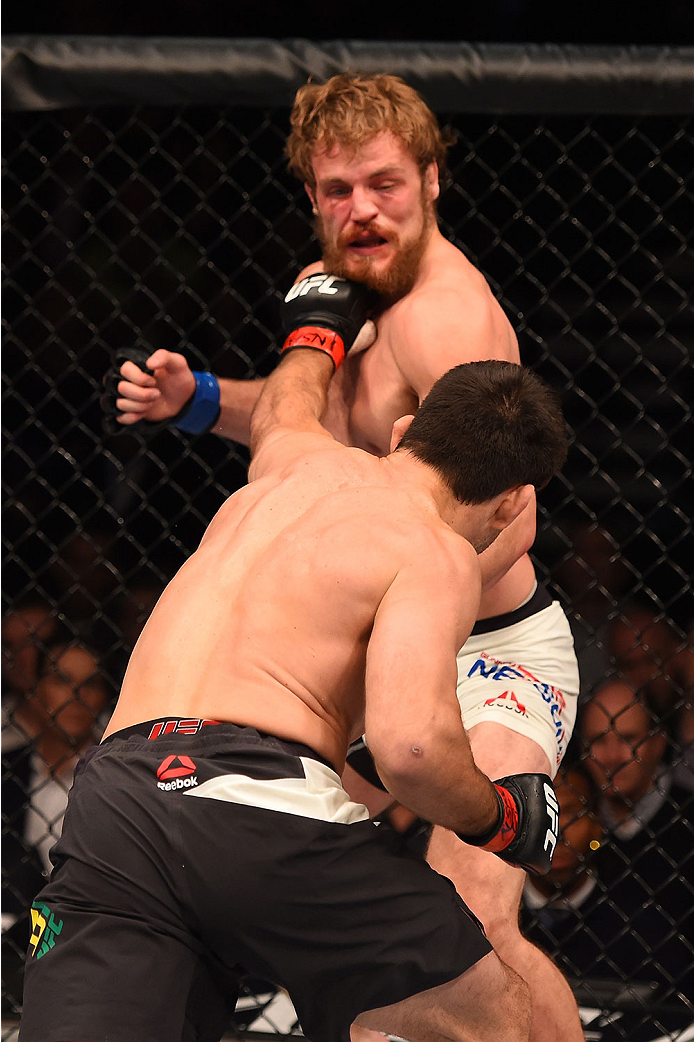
[285,73,456,188]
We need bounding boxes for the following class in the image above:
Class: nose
[589,732,631,771]
[349,186,379,224]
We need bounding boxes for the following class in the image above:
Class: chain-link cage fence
[2,38,693,1042]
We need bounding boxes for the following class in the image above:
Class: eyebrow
[318,166,405,187]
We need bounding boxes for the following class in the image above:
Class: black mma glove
[280,273,376,370]
[456,773,559,876]
[101,348,220,436]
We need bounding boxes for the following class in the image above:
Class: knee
[497,962,531,1042]
[477,899,520,944]
[482,913,543,989]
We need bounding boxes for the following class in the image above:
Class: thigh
[19,745,235,1042]
[181,796,493,1042]
[468,718,552,779]
[456,603,579,777]
[355,950,530,1042]
[20,865,235,1042]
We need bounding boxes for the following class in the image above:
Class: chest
[323,320,419,455]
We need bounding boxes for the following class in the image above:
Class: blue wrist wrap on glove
[171,371,221,434]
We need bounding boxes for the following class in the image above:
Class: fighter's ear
[424,162,440,203]
[490,484,534,531]
[390,414,415,453]
[305,183,318,215]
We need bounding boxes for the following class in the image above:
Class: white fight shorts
[456,585,579,776]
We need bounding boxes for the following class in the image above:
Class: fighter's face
[308,131,439,304]
[30,645,108,745]
[581,688,667,803]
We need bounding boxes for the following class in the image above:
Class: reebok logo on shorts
[156,754,198,791]
[483,690,527,715]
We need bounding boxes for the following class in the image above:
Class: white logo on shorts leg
[483,689,527,715]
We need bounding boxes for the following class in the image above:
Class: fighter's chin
[329,253,383,288]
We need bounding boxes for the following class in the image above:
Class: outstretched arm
[248,350,336,478]
[101,268,375,444]
[104,348,265,443]
[248,275,376,478]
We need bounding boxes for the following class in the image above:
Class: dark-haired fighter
[22,325,568,1042]
[102,73,582,1040]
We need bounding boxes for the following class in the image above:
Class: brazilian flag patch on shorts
[29,901,63,959]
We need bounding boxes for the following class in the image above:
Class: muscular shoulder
[382,520,481,629]
[385,244,519,398]
[295,260,324,280]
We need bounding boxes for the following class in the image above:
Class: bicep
[394,297,510,403]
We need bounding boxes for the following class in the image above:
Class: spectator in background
[2,629,110,1012]
[521,752,694,1032]
[2,597,62,752]
[607,601,694,787]
[578,680,694,1009]
[609,599,684,707]
[2,636,111,1010]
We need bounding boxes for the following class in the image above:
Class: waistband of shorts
[470,583,553,636]
[101,718,334,770]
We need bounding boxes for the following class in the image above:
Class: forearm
[373,726,559,874]
[215,377,267,445]
[249,351,335,455]
[370,722,499,837]
[229,272,373,448]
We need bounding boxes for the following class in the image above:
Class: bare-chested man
[22,329,569,1042]
[101,73,582,1040]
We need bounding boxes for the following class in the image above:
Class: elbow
[366,730,437,799]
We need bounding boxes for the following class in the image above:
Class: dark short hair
[397,360,568,503]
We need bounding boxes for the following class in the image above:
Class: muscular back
[104,440,479,770]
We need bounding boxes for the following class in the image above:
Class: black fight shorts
[19,719,492,1042]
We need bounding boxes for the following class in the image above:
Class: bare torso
[103,442,475,768]
[314,232,536,618]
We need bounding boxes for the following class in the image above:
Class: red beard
[316,205,434,306]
